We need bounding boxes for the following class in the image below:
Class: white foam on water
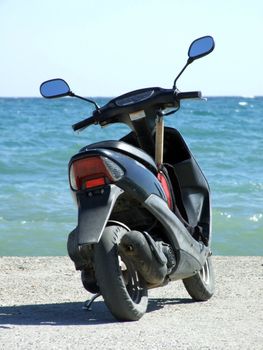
[220,212,232,219]
[249,213,263,222]
[238,101,248,106]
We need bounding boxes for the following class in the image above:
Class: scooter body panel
[143,194,210,279]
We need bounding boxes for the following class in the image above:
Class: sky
[0,0,262,97]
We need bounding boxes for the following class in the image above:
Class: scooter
[40,35,215,321]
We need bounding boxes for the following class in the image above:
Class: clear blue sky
[0,0,262,97]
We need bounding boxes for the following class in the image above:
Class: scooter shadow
[148,297,195,313]
[0,301,115,327]
[0,297,193,326]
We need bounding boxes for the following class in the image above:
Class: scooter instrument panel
[114,89,156,107]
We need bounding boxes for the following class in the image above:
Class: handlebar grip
[72,115,97,131]
[176,91,202,100]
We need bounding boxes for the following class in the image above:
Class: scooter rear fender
[76,184,123,245]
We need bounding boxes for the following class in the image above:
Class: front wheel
[183,256,215,301]
[94,225,148,321]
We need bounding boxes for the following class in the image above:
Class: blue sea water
[0,96,262,256]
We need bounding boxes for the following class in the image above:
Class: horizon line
[0,94,262,99]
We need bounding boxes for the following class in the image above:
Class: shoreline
[1,256,263,349]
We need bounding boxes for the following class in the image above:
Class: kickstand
[82,293,101,311]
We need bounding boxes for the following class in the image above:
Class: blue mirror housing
[40,79,71,98]
[188,36,215,63]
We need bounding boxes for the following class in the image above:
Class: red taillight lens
[69,156,124,190]
[85,177,106,189]
[157,171,173,209]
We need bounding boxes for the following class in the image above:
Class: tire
[94,225,148,321]
[183,256,215,301]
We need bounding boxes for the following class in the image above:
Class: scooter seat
[80,140,158,174]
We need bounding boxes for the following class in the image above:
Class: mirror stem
[172,59,192,90]
[69,92,100,110]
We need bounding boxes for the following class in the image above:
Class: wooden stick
[155,116,164,166]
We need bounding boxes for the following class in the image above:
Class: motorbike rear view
[40,36,215,321]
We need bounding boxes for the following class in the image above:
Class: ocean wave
[249,214,263,222]
[238,101,248,106]
[219,212,232,219]
[249,181,263,190]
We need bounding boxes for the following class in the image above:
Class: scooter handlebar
[72,115,97,131]
[176,91,202,100]
[72,90,202,131]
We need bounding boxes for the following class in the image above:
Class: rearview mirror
[188,36,215,62]
[172,35,215,90]
[40,79,71,98]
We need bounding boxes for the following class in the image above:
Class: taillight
[69,156,124,190]
[157,172,173,209]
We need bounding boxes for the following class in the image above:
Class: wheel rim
[199,259,210,285]
[119,254,145,303]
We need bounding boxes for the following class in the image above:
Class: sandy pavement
[0,256,262,349]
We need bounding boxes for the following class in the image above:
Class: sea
[0,96,262,256]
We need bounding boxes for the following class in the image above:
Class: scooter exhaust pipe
[119,231,170,285]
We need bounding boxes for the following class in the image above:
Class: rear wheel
[183,256,215,301]
[94,225,148,321]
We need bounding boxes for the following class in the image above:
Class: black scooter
[40,35,215,321]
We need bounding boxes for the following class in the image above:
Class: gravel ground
[0,256,262,350]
